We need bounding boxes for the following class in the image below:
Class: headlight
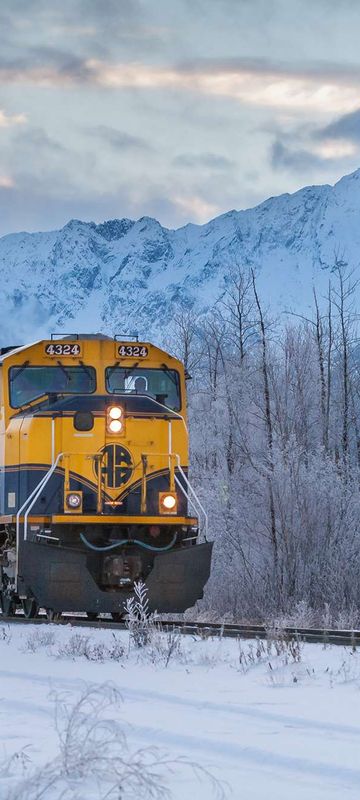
[109,418,123,433]
[159,492,178,514]
[163,495,176,509]
[65,491,82,512]
[109,406,122,420]
[107,405,125,435]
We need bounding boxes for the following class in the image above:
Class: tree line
[166,263,360,625]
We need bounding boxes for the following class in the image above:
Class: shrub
[23,628,56,653]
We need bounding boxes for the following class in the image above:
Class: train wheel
[45,608,62,622]
[21,598,39,619]
[86,612,98,621]
[111,612,125,622]
[0,592,16,617]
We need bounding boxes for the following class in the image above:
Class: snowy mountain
[1,168,360,344]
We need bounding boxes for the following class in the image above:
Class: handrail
[15,447,208,580]
[174,474,199,522]
[16,461,56,553]
[16,453,64,546]
[138,449,208,541]
[23,452,64,542]
[174,474,208,542]
[15,452,64,584]
[174,455,208,541]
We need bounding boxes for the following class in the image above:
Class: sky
[1,0,360,236]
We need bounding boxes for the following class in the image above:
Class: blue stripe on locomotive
[1,465,188,517]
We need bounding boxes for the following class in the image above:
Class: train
[0,334,212,620]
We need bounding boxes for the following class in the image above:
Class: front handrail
[174,456,208,541]
[15,448,208,558]
[139,450,208,541]
[16,453,64,546]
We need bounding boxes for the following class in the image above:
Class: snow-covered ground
[1,621,360,799]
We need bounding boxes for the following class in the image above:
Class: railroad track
[1,612,360,647]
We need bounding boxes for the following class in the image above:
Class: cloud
[0,109,26,127]
[0,1,170,69]
[317,108,360,143]
[89,125,153,152]
[172,194,220,222]
[269,97,360,176]
[0,176,15,188]
[271,140,330,172]
[82,59,360,115]
[173,152,233,169]
[13,126,66,152]
[312,139,357,158]
[0,176,137,237]
[0,160,226,236]
[2,54,360,115]
[0,49,96,86]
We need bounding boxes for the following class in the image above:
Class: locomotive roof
[0,334,112,359]
[0,342,38,361]
[0,336,180,364]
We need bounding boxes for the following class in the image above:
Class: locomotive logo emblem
[94,444,133,489]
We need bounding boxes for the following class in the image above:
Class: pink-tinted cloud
[0,109,26,127]
[2,57,360,115]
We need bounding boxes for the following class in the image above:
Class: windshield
[9,365,96,408]
[106,367,181,411]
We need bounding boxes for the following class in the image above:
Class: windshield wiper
[124,361,139,379]
[107,361,139,382]
[161,362,177,387]
[56,359,71,379]
[79,360,93,379]
[10,360,29,381]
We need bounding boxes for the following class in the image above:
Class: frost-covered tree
[172,263,360,623]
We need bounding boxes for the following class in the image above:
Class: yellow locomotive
[0,335,212,619]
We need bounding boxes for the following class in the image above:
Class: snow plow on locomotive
[0,335,212,620]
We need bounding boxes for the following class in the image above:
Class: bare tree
[166,307,203,376]
[313,288,327,449]
[251,269,278,570]
[183,261,360,622]
[220,265,256,362]
[325,281,333,452]
[332,265,359,462]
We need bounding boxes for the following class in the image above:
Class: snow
[1,622,360,798]
[1,167,360,343]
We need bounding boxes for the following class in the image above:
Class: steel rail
[1,614,360,646]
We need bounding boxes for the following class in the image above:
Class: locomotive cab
[0,335,212,619]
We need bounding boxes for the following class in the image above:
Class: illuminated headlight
[109,406,122,420]
[163,495,176,509]
[159,492,178,514]
[107,405,124,434]
[109,418,123,433]
[65,492,82,511]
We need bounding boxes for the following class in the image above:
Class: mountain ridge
[1,167,360,344]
